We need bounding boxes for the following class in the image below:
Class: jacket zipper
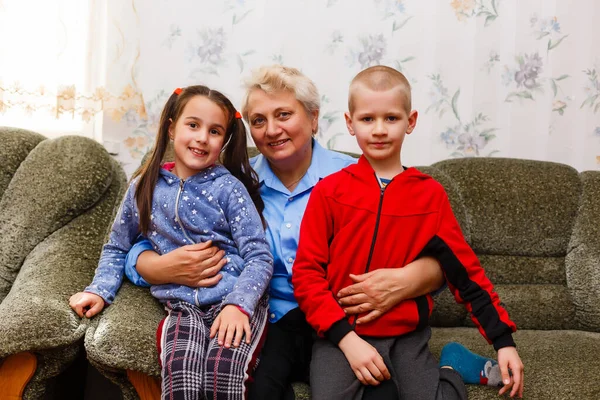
[175,179,200,306]
[351,174,386,328]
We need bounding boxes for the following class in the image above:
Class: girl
[70,85,273,400]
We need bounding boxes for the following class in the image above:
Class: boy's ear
[344,112,355,136]
[406,110,418,134]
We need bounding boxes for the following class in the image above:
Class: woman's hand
[337,257,443,324]
[138,240,227,287]
[337,269,407,324]
[210,305,252,348]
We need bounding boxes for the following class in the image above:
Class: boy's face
[345,85,417,166]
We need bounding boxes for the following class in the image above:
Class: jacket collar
[158,163,230,186]
[252,139,333,193]
[342,155,426,185]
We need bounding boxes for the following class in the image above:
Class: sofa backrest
[0,127,46,198]
[427,157,585,331]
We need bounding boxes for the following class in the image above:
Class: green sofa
[0,127,127,399]
[84,151,600,399]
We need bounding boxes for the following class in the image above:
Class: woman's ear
[311,110,319,135]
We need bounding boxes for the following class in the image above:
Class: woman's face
[245,89,318,169]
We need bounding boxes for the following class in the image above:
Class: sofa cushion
[465,285,575,330]
[0,136,115,301]
[429,327,600,400]
[477,254,565,285]
[85,282,164,377]
[432,158,581,257]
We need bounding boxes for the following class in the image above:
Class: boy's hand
[69,292,105,318]
[497,346,524,398]
[210,305,251,348]
[338,331,391,386]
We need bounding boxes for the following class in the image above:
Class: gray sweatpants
[310,327,467,400]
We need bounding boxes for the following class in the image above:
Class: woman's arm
[337,257,444,324]
[131,240,227,287]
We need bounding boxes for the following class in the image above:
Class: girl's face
[169,95,227,180]
[245,89,318,170]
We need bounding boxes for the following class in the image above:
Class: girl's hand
[210,305,251,348]
[338,331,391,386]
[139,240,227,287]
[69,292,105,318]
[497,346,524,398]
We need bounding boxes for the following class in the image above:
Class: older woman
[124,66,445,399]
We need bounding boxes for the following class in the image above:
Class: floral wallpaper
[1,0,599,175]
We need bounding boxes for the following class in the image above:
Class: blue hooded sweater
[85,164,273,316]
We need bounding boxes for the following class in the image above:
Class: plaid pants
[158,296,269,400]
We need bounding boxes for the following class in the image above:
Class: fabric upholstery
[432,158,581,257]
[565,171,600,331]
[0,136,117,301]
[0,131,127,399]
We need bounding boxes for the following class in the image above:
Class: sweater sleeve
[221,180,273,317]
[292,182,351,344]
[84,181,140,304]
[420,189,516,350]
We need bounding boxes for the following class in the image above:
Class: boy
[292,66,524,400]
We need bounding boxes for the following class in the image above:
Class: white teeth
[269,139,288,146]
[190,148,206,156]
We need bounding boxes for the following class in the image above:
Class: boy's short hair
[241,65,320,120]
[348,65,412,114]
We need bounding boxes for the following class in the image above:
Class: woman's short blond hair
[241,65,320,121]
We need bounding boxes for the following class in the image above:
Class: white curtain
[0,0,144,140]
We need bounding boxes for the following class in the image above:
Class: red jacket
[292,156,516,350]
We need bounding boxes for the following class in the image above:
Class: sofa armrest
[0,154,126,358]
[85,282,164,377]
[0,136,117,302]
[566,171,600,332]
[0,214,103,357]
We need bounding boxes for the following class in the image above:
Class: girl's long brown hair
[133,85,264,235]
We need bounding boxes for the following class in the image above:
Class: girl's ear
[168,118,174,140]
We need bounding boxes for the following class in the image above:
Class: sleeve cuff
[431,282,447,297]
[325,318,353,346]
[83,288,112,305]
[124,236,153,287]
[235,305,251,318]
[493,332,516,351]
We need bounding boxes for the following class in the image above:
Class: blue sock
[439,342,502,387]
